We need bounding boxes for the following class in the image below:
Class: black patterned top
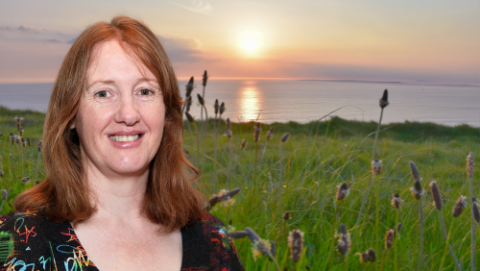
[0,211,244,271]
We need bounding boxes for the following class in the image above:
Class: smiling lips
[109,134,141,142]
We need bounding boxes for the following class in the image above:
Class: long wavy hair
[14,16,205,232]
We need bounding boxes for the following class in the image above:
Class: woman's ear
[69,119,76,130]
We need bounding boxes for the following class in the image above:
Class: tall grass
[1,105,480,270]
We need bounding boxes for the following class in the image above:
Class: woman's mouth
[109,134,142,142]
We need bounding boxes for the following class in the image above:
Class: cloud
[171,0,213,16]
[0,25,39,33]
[157,35,204,62]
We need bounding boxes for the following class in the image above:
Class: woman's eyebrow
[86,80,115,89]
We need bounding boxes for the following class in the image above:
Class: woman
[0,16,244,271]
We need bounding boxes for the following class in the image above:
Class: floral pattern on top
[0,211,244,271]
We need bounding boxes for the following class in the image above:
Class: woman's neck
[84,163,149,222]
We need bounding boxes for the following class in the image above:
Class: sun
[240,32,262,56]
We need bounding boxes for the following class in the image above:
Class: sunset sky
[1,0,479,84]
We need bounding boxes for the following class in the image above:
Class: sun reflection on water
[237,83,263,122]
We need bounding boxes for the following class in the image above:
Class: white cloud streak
[171,0,214,16]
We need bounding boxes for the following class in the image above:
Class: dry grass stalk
[430,181,443,210]
[288,229,304,262]
[453,196,467,217]
[335,182,350,201]
[391,193,403,209]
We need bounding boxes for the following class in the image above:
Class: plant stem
[354,107,384,242]
[418,198,424,270]
[470,174,476,271]
[213,114,218,194]
[440,219,455,270]
[394,210,399,271]
[438,211,462,270]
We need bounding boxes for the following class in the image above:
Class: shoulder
[181,211,244,271]
[0,211,49,269]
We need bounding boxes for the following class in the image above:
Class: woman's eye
[96,91,110,98]
[139,89,152,95]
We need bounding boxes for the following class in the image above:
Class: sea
[1,80,479,127]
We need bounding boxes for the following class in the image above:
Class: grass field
[1,104,479,270]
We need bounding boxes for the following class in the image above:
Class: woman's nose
[114,95,141,126]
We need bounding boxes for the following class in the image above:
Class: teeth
[109,134,140,142]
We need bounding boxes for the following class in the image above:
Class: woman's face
[72,39,166,178]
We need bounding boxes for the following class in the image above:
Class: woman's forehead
[86,39,159,86]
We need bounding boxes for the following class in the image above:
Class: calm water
[1,80,479,126]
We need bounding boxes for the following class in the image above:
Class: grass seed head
[288,229,304,262]
[430,181,442,210]
[453,196,467,217]
[21,138,26,147]
[185,76,194,97]
[197,93,205,106]
[281,132,290,143]
[409,161,421,182]
[283,212,291,221]
[391,193,403,209]
[252,238,273,260]
[385,229,395,249]
[26,137,31,147]
[241,139,247,150]
[467,152,474,179]
[19,129,24,137]
[357,252,370,263]
[473,198,480,224]
[336,182,350,201]
[1,189,7,201]
[0,171,4,178]
[410,179,425,199]
[185,112,195,123]
[230,231,248,239]
[21,177,30,185]
[267,127,273,141]
[186,96,192,112]
[254,122,261,143]
[214,99,219,115]
[368,248,376,262]
[396,223,403,233]
[38,140,43,152]
[371,159,382,175]
[337,224,351,255]
[202,70,208,87]
[220,102,225,115]
[379,89,389,108]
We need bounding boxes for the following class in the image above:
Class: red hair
[14,16,205,232]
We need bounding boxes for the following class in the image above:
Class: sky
[0,0,479,84]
